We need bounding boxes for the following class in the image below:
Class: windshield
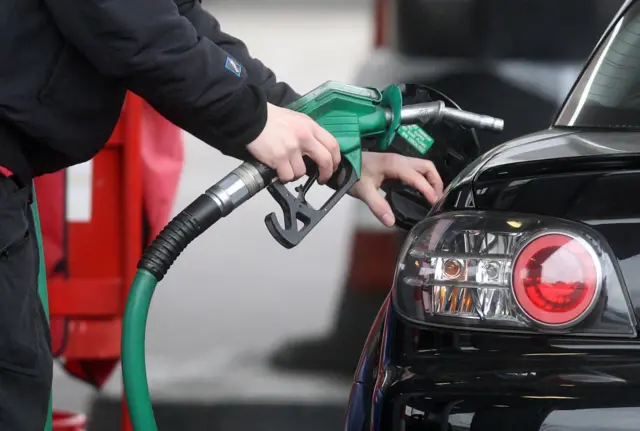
[555,0,640,129]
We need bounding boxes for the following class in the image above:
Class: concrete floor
[52,1,374,415]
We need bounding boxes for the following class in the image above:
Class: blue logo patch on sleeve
[225,56,243,77]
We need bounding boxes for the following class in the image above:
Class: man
[0,0,443,429]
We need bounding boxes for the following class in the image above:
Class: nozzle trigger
[264,161,358,249]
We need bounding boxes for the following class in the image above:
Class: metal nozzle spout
[440,107,504,133]
[391,101,505,133]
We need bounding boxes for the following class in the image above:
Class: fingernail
[382,213,395,227]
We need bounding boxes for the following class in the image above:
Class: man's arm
[43,0,267,159]
[177,0,301,106]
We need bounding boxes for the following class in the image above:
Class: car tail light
[512,232,600,327]
[392,211,637,337]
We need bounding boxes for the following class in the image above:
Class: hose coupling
[204,162,270,217]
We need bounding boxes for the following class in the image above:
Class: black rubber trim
[138,195,222,281]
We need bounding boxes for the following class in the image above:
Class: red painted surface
[52,411,87,431]
[36,93,184,430]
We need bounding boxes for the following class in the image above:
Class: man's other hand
[350,152,444,227]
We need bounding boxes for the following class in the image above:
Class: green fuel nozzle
[263,81,504,248]
[285,81,503,179]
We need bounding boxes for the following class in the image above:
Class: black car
[344,1,640,429]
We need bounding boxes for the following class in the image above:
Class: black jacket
[0,0,299,184]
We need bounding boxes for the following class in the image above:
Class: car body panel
[385,307,640,431]
[346,304,640,430]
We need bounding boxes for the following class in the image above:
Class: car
[344,0,640,430]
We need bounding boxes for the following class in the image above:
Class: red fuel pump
[35,92,184,431]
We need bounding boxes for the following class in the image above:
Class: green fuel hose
[122,161,276,431]
[32,185,54,431]
[122,269,159,430]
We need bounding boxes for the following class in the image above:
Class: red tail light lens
[512,233,601,327]
[392,212,637,337]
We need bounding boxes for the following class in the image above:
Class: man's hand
[247,103,341,184]
[350,152,444,227]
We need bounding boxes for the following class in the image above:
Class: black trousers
[0,176,52,430]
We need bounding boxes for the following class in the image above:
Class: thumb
[355,182,395,227]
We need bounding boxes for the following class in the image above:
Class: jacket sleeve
[178,0,301,107]
[42,0,268,159]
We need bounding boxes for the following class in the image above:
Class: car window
[555,0,640,129]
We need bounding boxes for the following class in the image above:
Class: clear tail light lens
[393,211,637,337]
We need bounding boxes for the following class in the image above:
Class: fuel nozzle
[389,101,504,133]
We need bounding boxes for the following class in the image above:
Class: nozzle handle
[264,158,358,249]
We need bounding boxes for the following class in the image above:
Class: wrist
[216,84,268,159]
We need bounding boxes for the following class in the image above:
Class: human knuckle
[272,148,287,160]
[326,138,339,151]
[297,112,312,122]
[297,127,314,142]
[281,138,296,152]
[272,154,289,167]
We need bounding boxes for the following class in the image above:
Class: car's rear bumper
[345,296,640,431]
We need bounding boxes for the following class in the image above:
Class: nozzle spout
[398,101,444,125]
[440,106,504,133]
[391,101,504,133]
